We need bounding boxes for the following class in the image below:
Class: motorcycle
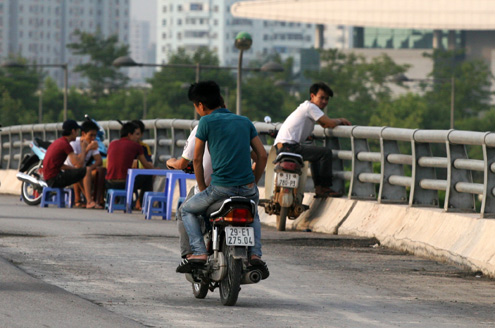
[16,115,107,205]
[184,196,263,306]
[258,116,309,231]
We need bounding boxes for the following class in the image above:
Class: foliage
[421,49,494,129]
[370,93,426,128]
[67,30,130,99]
[147,47,236,119]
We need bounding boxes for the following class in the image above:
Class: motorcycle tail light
[280,161,299,172]
[223,208,254,224]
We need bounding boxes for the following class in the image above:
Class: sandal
[75,202,86,208]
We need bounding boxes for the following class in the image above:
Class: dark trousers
[47,167,86,188]
[277,143,333,188]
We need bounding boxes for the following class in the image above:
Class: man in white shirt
[64,120,102,208]
[166,125,213,259]
[274,82,351,197]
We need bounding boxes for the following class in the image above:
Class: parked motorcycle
[258,116,309,231]
[17,138,50,205]
[184,196,263,306]
[16,115,107,205]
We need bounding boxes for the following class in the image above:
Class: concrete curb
[258,187,495,278]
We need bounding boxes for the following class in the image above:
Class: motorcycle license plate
[276,172,299,188]
[225,227,255,246]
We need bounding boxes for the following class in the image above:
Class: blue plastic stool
[106,189,127,213]
[40,187,74,208]
[163,172,194,220]
[144,194,168,220]
[141,191,163,214]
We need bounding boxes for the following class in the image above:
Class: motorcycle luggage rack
[274,152,304,165]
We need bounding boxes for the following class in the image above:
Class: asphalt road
[0,195,494,327]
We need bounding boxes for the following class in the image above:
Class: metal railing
[1,120,495,218]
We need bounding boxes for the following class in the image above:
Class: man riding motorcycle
[177,81,269,278]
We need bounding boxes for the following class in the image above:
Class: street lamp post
[395,73,455,129]
[234,32,253,116]
[113,52,283,118]
[1,61,69,121]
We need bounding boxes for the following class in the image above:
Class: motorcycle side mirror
[264,116,272,124]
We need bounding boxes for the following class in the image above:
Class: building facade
[0,0,130,87]
[156,0,315,68]
[129,19,155,84]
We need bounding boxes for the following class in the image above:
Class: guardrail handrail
[2,120,495,218]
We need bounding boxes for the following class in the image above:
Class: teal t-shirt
[196,108,258,186]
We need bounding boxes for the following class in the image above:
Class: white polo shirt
[274,100,324,145]
[64,137,100,167]
[182,126,213,194]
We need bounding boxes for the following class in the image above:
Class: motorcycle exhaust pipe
[241,269,262,284]
[16,172,47,188]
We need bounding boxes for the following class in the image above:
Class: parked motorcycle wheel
[21,162,43,206]
[192,281,209,299]
[219,240,242,306]
[276,206,289,231]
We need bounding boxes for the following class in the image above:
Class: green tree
[370,93,426,128]
[421,49,494,129]
[67,30,129,99]
[0,56,42,125]
[147,47,235,119]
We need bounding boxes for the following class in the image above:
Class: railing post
[410,139,439,207]
[445,135,475,212]
[349,127,376,200]
[481,138,495,218]
[379,132,407,204]
[326,135,345,196]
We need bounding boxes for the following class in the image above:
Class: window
[190,3,203,11]
[162,19,166,26]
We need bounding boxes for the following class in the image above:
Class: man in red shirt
[42,120,95,188]
[105,122,154,205]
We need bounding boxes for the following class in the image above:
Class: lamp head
[234,32,253,51]
[112,56,139,67]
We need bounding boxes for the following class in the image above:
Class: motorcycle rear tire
[276,206,289,231]
[192,281,209,299]
[21,162,43,206]
[219,241,242,306]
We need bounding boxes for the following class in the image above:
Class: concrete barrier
[2,168,494,278]
[258,187,495,278]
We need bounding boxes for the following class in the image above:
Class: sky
[131,0,158,42]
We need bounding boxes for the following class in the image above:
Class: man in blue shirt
[178,81,268,279]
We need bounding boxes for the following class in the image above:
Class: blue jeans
[181,184,262,257]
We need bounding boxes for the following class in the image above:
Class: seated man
[105,122,154,206]
[166,125,213,261]
[42,119,92,189]
[178,81,268,278]
[274,82,351,198]
[64,120,102,208]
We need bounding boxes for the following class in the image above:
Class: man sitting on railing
[41,120,92,190]
[274,82,351,198]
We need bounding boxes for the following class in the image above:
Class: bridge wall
[258,188,495,278]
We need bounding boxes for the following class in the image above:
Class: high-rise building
[0,0,130,87]
[156,0,315,68]
[129,19,155,84]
